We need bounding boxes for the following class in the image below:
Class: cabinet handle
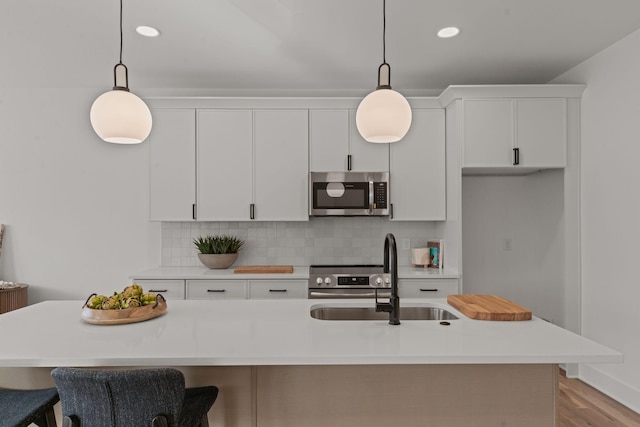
[149,289,168,293]
[513,147,520,165]
[192,204,196,220]
[419,288,438,292]
[207,289,226,293]
[347,154,352,171]
[269,289,287,293]
[250,203,255,220]
[390,203,394,219]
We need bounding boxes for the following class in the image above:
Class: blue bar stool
[52,367,218,427]
[0,387,59,427]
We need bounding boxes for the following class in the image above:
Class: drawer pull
[269,289,287,293]
[149,289,168,293]
[207,289,226,293]
[419,288,438,292]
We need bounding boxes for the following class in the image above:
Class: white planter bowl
[197,253,239,269]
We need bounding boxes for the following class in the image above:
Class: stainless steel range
[308,265,392,299]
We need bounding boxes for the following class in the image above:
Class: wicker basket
[0,283,28,314]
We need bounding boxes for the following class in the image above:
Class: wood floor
[558,369,640,426]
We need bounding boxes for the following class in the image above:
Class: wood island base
[0,364,557,427]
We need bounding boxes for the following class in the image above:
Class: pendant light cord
[112,0,129,90]
[382,0,386,64]
[119,0,124,65]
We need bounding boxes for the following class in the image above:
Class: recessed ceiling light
[437,27,460,39]
[136,26,160,37]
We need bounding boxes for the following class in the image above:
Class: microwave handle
[369,181,374,214]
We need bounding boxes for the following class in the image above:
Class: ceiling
[3,0,640,96]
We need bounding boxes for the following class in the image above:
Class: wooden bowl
[81,294,167,325]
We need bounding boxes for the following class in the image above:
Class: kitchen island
[0,298,621,427]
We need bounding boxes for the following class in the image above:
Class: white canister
[411,248,430,267]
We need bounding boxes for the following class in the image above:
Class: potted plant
[193,235,245,269]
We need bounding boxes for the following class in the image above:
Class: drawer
[248,280,307,299]
[134,280,185,300]
[398,279,459,299]
[186,280,247,300]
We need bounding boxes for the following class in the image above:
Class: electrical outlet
[503,238,512,251]
[402,239,410,250]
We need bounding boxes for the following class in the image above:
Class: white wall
[462,171,565,325]
[553,29,640,411]
[0,88,160,302]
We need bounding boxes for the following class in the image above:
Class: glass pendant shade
[356,88,412,143]
[90,89,152,144]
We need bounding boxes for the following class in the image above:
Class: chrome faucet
[375,233,400,325]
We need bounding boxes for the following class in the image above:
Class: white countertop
[130,266,459,280]
[0,299,621,367]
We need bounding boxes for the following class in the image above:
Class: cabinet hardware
[207,289,226,293]
[419,289,438,292]
[390,203,394,219]
[192,204,196,220]
[149,289,168,293]
[269,289,287,293]
[347,154,352,171]
[513,147,520,165]
[250,203,255,220]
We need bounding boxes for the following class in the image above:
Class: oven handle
[308,290,391,299]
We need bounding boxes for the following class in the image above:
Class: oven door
[308,288,392,299]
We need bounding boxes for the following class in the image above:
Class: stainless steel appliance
[309,172,389,216]
[308,265,391,299]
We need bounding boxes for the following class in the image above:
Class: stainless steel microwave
[309,172,390,216]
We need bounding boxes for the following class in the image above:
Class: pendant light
[356,0,412,143]
[90,0,152,144]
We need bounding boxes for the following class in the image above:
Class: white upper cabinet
[515,98,566,168]
[349,110,390,172]
[390,109,446,221]
[463,99,513,167]
[462,98,566,170]
[197,110,253,221]
[309,109,389,172]
[254,110,309,221]
[309,110,349,171]
[149,109,196,221]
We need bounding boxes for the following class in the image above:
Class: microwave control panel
[373,182,387,209]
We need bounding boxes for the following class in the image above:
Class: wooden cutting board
[447,294,532,321]
[233,265,294,274]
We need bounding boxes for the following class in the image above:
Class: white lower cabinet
[186,280,248,300]
[134,280,186,300]
[398,279,459,299]
[248,280,307,299]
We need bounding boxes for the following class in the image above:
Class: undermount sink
[310,304,458,321]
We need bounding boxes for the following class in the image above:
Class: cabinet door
[309,110,349,171]
[398,279,459,299]
[349,110,390,172]
[134,279,186,300]
[516,98,566,168]
[390,109,446,220]
[248,280,307,299]
[149,109,196,221]
[254,110,309,221]
[197,110,253,221]
[186,280,247,299]
[462,99,514,167]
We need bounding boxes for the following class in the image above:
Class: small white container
[411,248,430,267]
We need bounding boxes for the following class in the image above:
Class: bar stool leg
[34,406,57,427]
